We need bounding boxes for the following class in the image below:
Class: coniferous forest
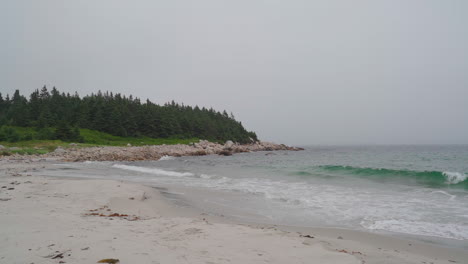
[0,86,258,144]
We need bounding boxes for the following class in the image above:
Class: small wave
[159,155,175,161]
[317,165,468,189]
[113,164,194,177]
[431,190,457,201]
[292,171,313,176]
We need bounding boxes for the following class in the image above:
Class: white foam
[442,171,467,184]
[113,164,194,177]
[362,219,468,240]
[82,161,112,165]
[109,163,468,241]
[159,155,175,161]
[200,174,215,179]
[186,177,468,240]
[431,190,457,201]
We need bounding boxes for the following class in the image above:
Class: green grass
[0,127,198,156]
[9,148,50,155]
[79,129,197,146]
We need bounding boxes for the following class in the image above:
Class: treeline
[0,86,258,143]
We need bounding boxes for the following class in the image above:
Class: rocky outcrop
[39,140,303,162]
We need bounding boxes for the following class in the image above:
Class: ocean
[48,145,468,244]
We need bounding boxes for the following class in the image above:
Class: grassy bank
[0,128,198,156]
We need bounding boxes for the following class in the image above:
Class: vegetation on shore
[0,86,258,144]
[0,127,198,156]
[0,86,259,155]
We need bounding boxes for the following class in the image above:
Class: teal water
[307,166,467,189]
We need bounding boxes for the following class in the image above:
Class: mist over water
[49,145,468,243]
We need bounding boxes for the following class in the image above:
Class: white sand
[0,159,466,264]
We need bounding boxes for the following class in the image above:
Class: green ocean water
[308,165,468,189]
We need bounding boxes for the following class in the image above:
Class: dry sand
[0,159,467,264]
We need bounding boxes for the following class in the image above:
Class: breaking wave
[311,165,468,188]
[113,164,194,177]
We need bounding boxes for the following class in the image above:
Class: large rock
[0,145,5,150]
[218,150,233,156]
[224,140,234,148]
[54,147,66,154]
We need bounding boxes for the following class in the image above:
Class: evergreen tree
[9,90,29,126]
[0,126,20,142]
[0,87,258,143]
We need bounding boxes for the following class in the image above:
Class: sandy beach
[1,158,467,264]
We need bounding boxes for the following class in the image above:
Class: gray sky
[1,0,467,145]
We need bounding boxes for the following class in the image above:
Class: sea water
[52,145,468,243]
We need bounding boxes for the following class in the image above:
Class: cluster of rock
[45,140,304,162]
[0,145,21,151]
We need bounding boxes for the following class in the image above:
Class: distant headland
[0,86,302,158]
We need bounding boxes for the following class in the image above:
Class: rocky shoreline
[2,140,303,162]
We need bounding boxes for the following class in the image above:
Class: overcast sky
[1,1,467,145]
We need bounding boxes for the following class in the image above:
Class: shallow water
[48,145,468,243]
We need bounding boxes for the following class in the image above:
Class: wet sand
[0,158,466,264]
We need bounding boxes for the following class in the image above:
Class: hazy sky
[1,1,467,145]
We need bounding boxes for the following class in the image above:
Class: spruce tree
[0,87,258,143]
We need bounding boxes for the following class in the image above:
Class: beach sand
[0,159,466,264]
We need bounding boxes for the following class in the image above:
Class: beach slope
[0,159,466,264]
[0,160,357,264]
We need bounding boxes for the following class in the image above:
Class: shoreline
[1,159,467,264]
[154,184,468,251]
[1,140,304,162]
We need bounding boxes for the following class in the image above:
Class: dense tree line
[0,86,258,143]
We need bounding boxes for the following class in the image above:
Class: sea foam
[442,171,467,184]
[113,164,194,177]
[159,155,175,161]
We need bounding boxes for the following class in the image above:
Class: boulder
[54,147,66,154]
[224,140,234,148]
[0,145,5,150]
[218,150,232,156]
